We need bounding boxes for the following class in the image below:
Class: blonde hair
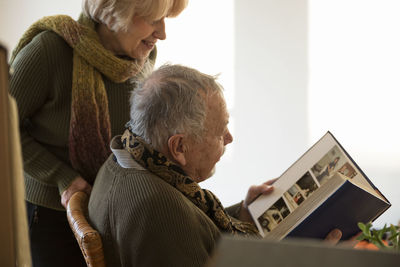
[83,0,188,32]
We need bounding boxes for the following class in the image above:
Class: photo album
[248,131,391,241]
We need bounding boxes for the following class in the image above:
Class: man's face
[182,92,233,183]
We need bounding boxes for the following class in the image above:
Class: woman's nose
[153,19,166,40]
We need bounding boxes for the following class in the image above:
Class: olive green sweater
[9,31,136,210]
[88,137,244,266]
[88,151,220,267]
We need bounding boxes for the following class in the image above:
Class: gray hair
[82,0,188,32]
[129,64,223,151]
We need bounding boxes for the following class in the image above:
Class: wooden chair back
[67,191,106,267]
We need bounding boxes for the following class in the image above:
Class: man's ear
[167,134,187,166]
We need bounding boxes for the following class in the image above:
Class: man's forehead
[206,91,227,112]
[205,92,229,129]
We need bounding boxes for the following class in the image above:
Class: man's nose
[224,130,233,145]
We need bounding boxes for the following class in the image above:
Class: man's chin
[208,167,216,178]
[196,167,216,183]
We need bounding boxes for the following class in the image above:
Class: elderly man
[88,64,341,267]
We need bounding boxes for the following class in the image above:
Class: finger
[249,184,274,196]
[245,184,274,207]
[85,186,92,196]
[263,178,278,185]
[324,228,342,245]
[83,183,92,194]
[61,192,69,209]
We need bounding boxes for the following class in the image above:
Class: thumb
[325,228,342,245]
[245,184,274,207]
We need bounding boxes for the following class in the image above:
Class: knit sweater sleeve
[225,202,243,219]
[9,32,80,194]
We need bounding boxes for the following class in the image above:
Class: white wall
[0,0,82,53]
[154,0,235,109]
[309,0,400,227]
[202,0,309,212]
[1,0,398,228]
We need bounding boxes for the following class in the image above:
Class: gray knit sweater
[9,31,136,210]
[88,152,221,267]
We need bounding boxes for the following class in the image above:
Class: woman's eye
[151,18,164,25]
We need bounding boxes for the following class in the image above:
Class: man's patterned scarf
[10,14,156,182]
[121,127,260,236]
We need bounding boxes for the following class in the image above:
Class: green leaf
[358,222,372,237]
[372,231,386,248]
[378,229,384,240]
[358,222,366,232]
[357,222,400,251]
[390,224,398,235]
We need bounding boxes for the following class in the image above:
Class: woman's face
[109,16,166,60]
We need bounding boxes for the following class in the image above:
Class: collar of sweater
[111,136,146,170]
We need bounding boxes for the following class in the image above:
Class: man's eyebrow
[220,119,228,127]
[220,120,229,132]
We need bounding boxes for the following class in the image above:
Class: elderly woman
[9,0,187,266]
